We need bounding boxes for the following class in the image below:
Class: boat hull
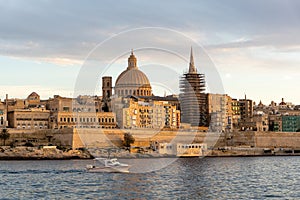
[86,165,130,173]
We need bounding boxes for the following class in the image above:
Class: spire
[188,47,197,74]
[127,49,137,69]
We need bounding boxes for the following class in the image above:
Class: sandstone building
[7,108,50,129]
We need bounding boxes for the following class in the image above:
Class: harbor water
[0,156,299,199]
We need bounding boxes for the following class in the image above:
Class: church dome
[115,51,152,97]
[115,68,150,87]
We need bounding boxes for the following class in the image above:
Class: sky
[1,0,300,105]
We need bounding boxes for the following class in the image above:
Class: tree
[123,133,135,152]
[0,129,10,146]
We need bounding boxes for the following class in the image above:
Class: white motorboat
[86,158,130,173]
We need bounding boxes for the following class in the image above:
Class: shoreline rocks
[1,146,300,160]
[0,146,92,160]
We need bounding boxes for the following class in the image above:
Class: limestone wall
[73,129,224,149]
[2,128,73,148]
[3,128,300,150]
[254,132,300,148]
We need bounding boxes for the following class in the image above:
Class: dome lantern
[127,49,137,70]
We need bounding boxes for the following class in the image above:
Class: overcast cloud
[0,0,300,103]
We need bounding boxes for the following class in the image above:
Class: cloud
[1,0,300,63]
[0,85,74,100]
[1,0,300,103]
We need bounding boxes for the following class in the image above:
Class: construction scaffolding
[179,72,208,127]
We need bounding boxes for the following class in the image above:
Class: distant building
[47,95,116,129]
[268,114,282,132]
[113,95,180,129]
[282,115,300,132]
[239,96,253,122]
[157,142,207,157]
[207,93,232,132]
[102,76,113,112]
[0,101,7,128]
[27,92,41,108]
[180,47,207,127]
[231,98,241,129]
[50,111,116,129]
[7,108,50,129]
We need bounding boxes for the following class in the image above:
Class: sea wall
[1,128,73,147]
[2,128,300,159]
[72,128,224,149]
[254,132,300,148]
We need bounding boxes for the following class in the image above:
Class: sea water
[0,157,299,199]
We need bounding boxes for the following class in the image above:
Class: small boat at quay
[86,158,130,173]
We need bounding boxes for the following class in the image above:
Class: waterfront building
[50,111,116,129]
[7,108,50,129]
[47,95,116,129]
[207,93,232,132]
[281,115,300,132]
[5,92,48,112]
[113,95,180,129]
[157,142,207,157]
[27,92,41,108]
[180,47,207,127]
[239,112,269,131]
[231,98,241,129]
[114,51,152,97]
[268,114,282,132]
[229,96,254,131]
[0,101,7,128]
[239,96,253,122]
[6,98,28,112]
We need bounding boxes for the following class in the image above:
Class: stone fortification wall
[2,128,73,148]
[3,129,300,150]
[254,132,300,148]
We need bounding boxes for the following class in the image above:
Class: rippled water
[0,157,299,199]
